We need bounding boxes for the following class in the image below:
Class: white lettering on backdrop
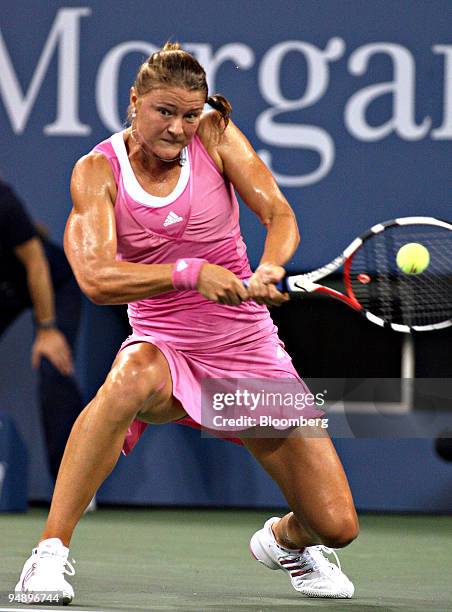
[345,43,431,141]
[0,7,91,135]
[0,8,450,186]
[256,38,345,186]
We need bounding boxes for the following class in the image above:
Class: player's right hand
[197,263,248,305]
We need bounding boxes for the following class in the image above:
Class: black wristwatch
[36,319,57,330]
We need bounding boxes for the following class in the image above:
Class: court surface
[1,508,451,611]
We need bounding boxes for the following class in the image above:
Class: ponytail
[207,94,232,129]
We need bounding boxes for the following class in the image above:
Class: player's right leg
[15,342,185,604]
[245,428,358,598]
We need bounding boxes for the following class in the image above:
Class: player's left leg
[244,427,358,598]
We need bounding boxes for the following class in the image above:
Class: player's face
[131,86,205,162]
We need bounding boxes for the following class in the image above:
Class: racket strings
[372,238,395,322]
[348,225,452,327]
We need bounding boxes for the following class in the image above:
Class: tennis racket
[264,217,452,333]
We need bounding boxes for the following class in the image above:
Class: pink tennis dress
[93,131,307,454]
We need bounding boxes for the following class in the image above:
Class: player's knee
[103,346,168,419]
[318,513,359,549]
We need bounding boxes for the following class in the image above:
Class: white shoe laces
[277,545,342,587]
[38,552,76,578]
[304,546,342,574]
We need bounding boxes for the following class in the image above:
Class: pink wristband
[172,258,207,290]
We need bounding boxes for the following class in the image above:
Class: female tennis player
[16,43,358,603]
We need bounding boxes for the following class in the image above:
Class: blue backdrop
[1,1,451,508]
[0,0,450,269]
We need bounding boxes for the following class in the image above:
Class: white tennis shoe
[250,517,354,598]
[15,538,75,605]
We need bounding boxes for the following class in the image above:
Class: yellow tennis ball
[396,242,430,274]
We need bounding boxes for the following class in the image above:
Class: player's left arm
[199,114,299,305]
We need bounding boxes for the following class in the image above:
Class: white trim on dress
[111,131,190,208]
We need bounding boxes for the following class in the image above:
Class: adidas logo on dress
[164,211,183,227]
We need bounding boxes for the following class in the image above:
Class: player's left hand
[247,263,289,306]
[31,328,74,376]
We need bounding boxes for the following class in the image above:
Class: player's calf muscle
[317,515,359,549]
[299,494,359,548]
[285,499,358,549]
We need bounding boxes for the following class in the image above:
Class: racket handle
[243,278,286,291]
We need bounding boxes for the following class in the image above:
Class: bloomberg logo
[0,7,450,186]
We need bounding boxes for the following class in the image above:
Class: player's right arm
[66,154,247,305]
[66,154,175,304]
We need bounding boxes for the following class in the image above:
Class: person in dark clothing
[0,179,84,481]
[435,432,452,462]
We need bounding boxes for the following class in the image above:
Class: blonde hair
[127,42,232,127]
